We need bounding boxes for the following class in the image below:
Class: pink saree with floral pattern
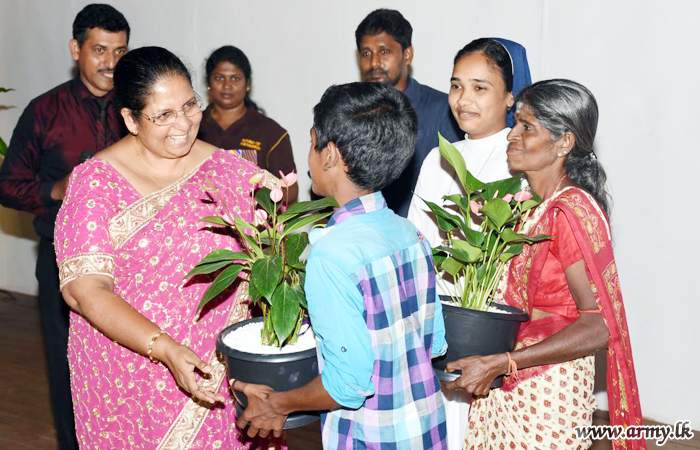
[55,150,284,449]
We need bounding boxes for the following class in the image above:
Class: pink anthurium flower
[270,187,284,203]
[279,171,298,188]
[276,223,284,233]
[254,209,269,226]
[470,200,482,215]
[503,193,514,203]
[514,190,534,202]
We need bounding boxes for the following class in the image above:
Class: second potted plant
[420,135,547,384]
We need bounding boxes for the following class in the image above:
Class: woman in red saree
[55,47,284,449]
[445,79,645,450]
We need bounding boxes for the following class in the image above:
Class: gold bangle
[146,330,168,363]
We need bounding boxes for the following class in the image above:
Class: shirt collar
[70,76,114,107]
[402,74,418,100]
[309,192,387,244]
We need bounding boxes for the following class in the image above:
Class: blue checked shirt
[306,192,447,449]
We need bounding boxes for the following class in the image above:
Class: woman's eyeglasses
[139,94,203,126]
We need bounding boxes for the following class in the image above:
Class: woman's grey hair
[514,79,610,215]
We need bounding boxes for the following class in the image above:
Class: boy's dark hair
[313,82,417,191]
[72,4,130,46]
[355,9,412,51]
[454,38,513,93]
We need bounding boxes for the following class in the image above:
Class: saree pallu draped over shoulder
[464,187,645,450]
[55,150,285,449]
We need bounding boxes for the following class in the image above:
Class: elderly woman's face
[137,75,202,158]
[506,104,561,173]
[448,51,514,139]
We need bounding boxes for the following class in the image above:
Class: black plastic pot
[217,317,320,429]
[433,298,529,387]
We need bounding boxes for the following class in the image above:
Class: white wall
[1,0,697,426]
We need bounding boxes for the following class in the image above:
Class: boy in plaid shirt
[233,82,447,449]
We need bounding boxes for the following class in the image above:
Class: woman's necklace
[546,174,568,201]
[132,137,188,190]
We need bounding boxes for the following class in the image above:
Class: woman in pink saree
[445,80,645,450]
[55,47,284,449]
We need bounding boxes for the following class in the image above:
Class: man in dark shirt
[355,9,461,217]
[0,5,129,449]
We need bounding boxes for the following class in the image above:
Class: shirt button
[341,346,347,352]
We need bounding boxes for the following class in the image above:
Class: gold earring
[131,130,138,136]
[207,86,211,91]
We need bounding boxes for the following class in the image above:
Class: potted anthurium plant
[422,134,549,384]
[187,171,337,428]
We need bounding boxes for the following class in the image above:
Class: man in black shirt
[0,5,130,449]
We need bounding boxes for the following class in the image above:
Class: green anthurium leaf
[280,212,333,238]
[526,233,552,243]
[481,198,512,229]
[234,216,258,233]
[485,235,500,254]
[520,199,539,212]
[441,194,470,213]
[500,243,524,263]
[432,253,447,267]
[237,230,264,259]
[475,263,487,281]
[254,187,276,215]
[464,171,486,193]
[277,197,338,223]
[197,249,250,265]
[0,137,7,157]
[294,284,307,310]
[197,264,244,312]
[248,278,262,303]
[501,228,530,244]
[453,240,484,263]
[251,255,283,300]
[199,215,229,226]
[438,132,486,194]
[461,227,485,248]
[483,176,522,200]
[418,196,463,233]
[285,232,309,265]
[270,283,301,344]
[185,260,238,280]
[438,133,467,189]
[441,257,464,277]
[435,245,481,264]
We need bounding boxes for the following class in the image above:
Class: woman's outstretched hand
[443,353,508,397]
[155,336,226,405]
